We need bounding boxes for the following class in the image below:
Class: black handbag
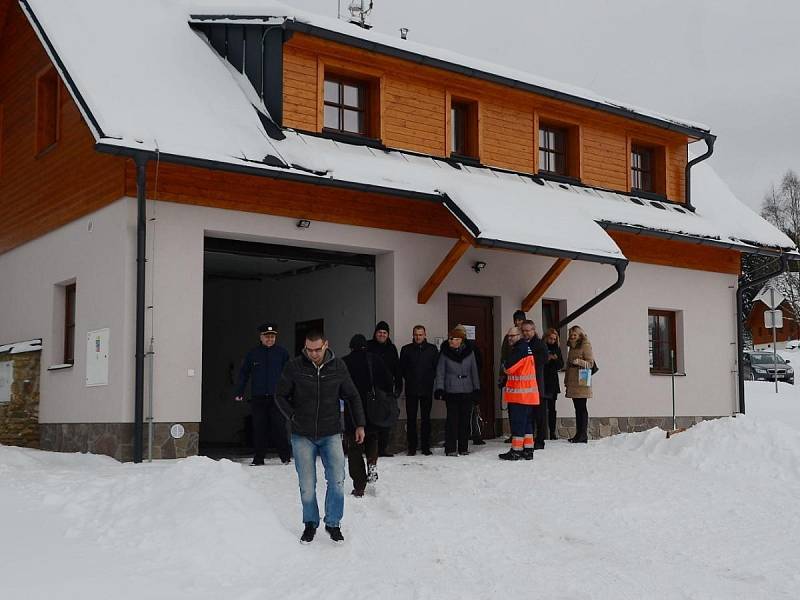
[365,354,400,428]
[591,359,599,375]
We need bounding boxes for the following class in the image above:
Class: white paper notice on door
[0,361,12,404]
[86,328,110,387]
[462,325,476,340]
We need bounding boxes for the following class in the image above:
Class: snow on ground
[3,384,800,599]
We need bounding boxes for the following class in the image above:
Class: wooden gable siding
[122,160,461,239]
[608,230,740,275]
[0,4,125,255]
[282,33,689,203]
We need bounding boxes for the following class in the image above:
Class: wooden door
[447,294,496,437]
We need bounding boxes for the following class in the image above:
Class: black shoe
[498,449,523,461]
[351,489,364,498]
[446,451,459,457]
[379,451,394,458]
[533,442,545,450]
[325,525,345,543]
[281,457,291,465]
[300,523,317,544]
[504,436,512,443]
[460,450,470,455]
[421,449,432,456]
[250,458,265,466]
[522,448,534,461]
[472,438,486,445]
[569,436,588,444]
[407,449,417,456]
[549,434,559,441]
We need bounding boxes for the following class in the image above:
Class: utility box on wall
[86,328,110,387]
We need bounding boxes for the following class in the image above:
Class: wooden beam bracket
[417,236,472,304]
[521,258,571,312]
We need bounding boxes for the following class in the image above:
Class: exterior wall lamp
[472,260,487,273]
[296,219,311,229]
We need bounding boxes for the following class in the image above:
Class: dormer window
[631,144,654,192]
[538,125,567,176]
[323,75,369,136]
[450,98,478,160]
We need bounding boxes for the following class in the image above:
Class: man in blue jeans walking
[275,331,365,544]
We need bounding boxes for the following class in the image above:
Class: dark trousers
[532,402,547,446]
[405,394,432,452]
[377,428,391,455]
[573,398,588,440]
[346,431,379,492]
[547,394,559,438]
[445,393,473,454]
[251,396,291,462]
[508,403,533,437]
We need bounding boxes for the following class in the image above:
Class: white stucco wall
[0,200,135,423]
[1,196,739,426]
[147,200,738,424]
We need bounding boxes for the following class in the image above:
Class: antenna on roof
[347,0,374,29]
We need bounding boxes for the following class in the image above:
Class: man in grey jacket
[434,328,480,456]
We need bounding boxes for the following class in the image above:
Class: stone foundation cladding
[39,422,199,462]
[0,351,41,448]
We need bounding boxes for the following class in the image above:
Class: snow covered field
[2,382,800,599]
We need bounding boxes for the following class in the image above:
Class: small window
[631,144,654,193]
[64,283,76,364]
[450,98,478,159]
[323,75,369,136]
[648,309,677,374]
[36,66,60,154]
[539,125,568,176]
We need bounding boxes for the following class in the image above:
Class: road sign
[754,286,785,309]
[765,309,784,329]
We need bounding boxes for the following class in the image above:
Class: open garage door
[200,237,376,459]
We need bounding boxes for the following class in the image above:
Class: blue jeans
[291,433,346,528]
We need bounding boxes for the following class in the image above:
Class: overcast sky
[284,0,800,212]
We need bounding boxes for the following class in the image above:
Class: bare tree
[760,170,800,245]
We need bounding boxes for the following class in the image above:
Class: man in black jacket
[521,320,548,450]
[366,321,401,456]
[399,325,439,456]
[234,323,291,466]
[275,331,365,544]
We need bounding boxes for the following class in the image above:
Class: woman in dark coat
[343,334,394,496]
[543,328,564,440]
[434,328,480,456]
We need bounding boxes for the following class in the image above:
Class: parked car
[743,351,795,384]
[785,340,800,350]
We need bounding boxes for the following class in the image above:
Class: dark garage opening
[200,237,376,460]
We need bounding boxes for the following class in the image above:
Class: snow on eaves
[22,0,796,259]
[0,339,43,355]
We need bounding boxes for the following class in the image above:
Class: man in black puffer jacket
[275,331,365,545]
[367,321,401,456]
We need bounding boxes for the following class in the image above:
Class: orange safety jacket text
[503,347,540,406]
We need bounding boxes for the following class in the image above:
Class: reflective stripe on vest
[503,353,540,405]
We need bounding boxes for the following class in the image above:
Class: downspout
[557,261,628,329]
[134,154,148,463]
[685,134,716,212]
[736,254,788,414]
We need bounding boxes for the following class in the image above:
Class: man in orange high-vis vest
[499,327,540,461]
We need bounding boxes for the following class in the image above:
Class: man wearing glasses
[275,331,365,544]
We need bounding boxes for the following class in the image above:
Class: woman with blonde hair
[543,328,564,440]
[564,325,594,443]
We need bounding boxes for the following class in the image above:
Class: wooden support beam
[521,258,571,312]
[417,236,472,304]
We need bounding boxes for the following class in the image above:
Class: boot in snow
[498,449,523,461]
[522,448,534,461]
[325,526,345,543]
[300,523,317,544]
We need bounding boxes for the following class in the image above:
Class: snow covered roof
[20,0,797,262]
[0,339,42,355]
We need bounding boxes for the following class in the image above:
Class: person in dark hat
[500,309,527,442]
[234,323,291,465]
[343,334,395,496]
[366,321,401,457]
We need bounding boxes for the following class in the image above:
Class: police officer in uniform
[235,323,291,465]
